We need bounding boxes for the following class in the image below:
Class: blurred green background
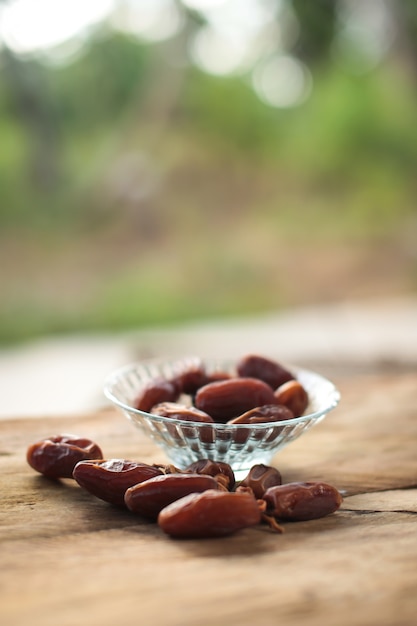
[1,0,416,346]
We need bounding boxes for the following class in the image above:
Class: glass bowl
[104,358,340,481]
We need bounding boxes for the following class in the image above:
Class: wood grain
[1,372,416,626]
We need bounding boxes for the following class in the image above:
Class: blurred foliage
[292,0,337,62]
[0,0,416,345]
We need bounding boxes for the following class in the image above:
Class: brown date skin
[195,377,278,422]
[73,459,163,507]
[171,360,209,395]
[228,404,294,425]
[263,481,343,521]
[239,464,282,499]
[151,402,215,444]
[26,434,103,479]
[236,354,294,390]
[125,473,218,520]
[158,489,262,538]
[274,380,309,417]
[185,459,235,490]
[151,402,214,423]
[170,359,231,396]
[134,378,180,413]
[227,404,294,444]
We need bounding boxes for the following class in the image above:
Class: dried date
[151,402,213,423]
[228,404,294,425]
[185,459,235,490]
[170,359,231,396]
[274,380,309,417]
[236,354,294,390]
[134,378,180,413]
[227,404,294,444]
[238,464,282,499]
[263,481,343,521]
[151,402,215,444]
[195,377,278,422]
[26,434,103,479]
[158,489,262,538]
[73,459,163,507]
[125,473,219,520]
[171,358,209,395]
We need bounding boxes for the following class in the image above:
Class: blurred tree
[2,49,61,190]
[49,32,150,130]
[291,0,337,63]
[392,0,417,79]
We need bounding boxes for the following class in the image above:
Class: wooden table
[1,372,417,626]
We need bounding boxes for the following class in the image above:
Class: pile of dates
[132,354,310,426]
[27,434,343,539]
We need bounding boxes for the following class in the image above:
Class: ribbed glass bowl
[104,358,340,480]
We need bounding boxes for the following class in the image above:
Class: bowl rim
[103,358,340,430]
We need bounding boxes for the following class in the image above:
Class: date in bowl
[104,357,340,480]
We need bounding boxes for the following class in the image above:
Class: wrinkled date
[195,377,278,422]
[73,459,163,507]
[158,489,262,538]
[239,464,282,499]
[263,481,343,521]
[26,434,103,479]
[236,354,294,390]
[228,404,294,425]
[151,402,215,444]
[228,404,294,444]
[125,473,219,520]
[151,402,214,422]
[185,459,235,491]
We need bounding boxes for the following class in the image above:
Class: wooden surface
[1,371,417,626]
